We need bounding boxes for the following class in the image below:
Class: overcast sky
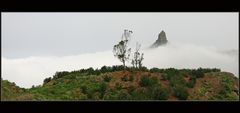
[1,12,239,88]
[2,12,238,58]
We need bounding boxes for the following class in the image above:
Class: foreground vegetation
[1,66,239,101]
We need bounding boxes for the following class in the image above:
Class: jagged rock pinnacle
[150,30,168,48]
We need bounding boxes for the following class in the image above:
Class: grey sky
[2,12,238,58]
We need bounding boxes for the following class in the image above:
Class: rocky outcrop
[150,30,168,48]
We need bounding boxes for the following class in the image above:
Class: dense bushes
[164,68,186,87]
[25,66,225,100]
[139,76,150,87]
[173,85,189,100]
[151,87,169,100]
[160,68,189,100]
[187,68,221,78]
[104,90,132,100]
[100,66,108,73]
[127,89,145,100]
[139,76,158,87]
[99,82,107,93]
[86,67,94,74]
[126,85,169,100]
[191,69,204,78]
[138,66,149,72]
[43,77,52,84]
[51,66,220,80]
[150,67,164,73]
[49,67,221,100]
[53,71,70,79]
[214,75,237,100]
[187,76,196,88]
[79,82,108,99]
[103,75,112,82]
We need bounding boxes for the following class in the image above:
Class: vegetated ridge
[1,66,239,101]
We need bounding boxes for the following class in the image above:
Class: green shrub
[161,73,167,80]
[131,88,150,100]
[150,78,158,86]
[139,76,158,87]
[43,77,52,84]
[95,82,107,99]
[103,75,112,82]
[215,76,237,100]
[121,75,129,81]
[151,87,169,100]
[169,75,186,87]
[150,68,164,73]
[98,82,107,94]
[80,85,87,94]
[139,76,150,87]
[127,67,136,73]
[139,66,149,72]
[211,68,221,72]
[191,68,204,78]
[164,68,180,81]
[86,67,95,75]
[187,76,196,88]
[94,69,101,75]
[100,65,113,73]
[53,71,70,79]
[100,66,108,73]
[173,85,189,100]
[112,65,125,71]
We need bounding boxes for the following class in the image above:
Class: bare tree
[131,42,144,69]
[138,53,144,68]
[113,29,132,69]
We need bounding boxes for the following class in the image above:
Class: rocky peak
[150,30,168,48]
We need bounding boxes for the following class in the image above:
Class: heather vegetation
[1,66,238,101]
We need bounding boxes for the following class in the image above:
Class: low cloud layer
[2,42,238,88]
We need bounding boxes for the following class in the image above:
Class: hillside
[1,66,239,101]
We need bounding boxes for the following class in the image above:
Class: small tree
[43,77,52,84]
[131,42,144,69]
[113,29,132,69]
[53,71,69,79]
[100,65,108,73]
[31,85,35,88]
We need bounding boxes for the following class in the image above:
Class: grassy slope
[1,69,239,101]
[1,80,26,100]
